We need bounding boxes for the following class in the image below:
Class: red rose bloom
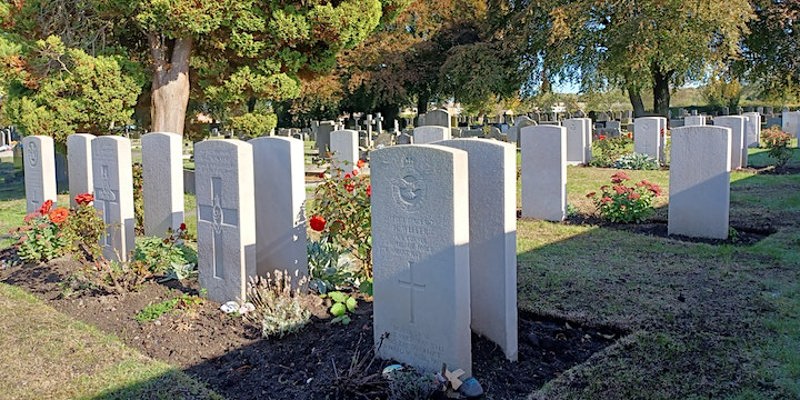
[39,199,53,215]
[352,169,359,176]
[309,215,326,232]
[48,207,69,224]
[598,135,606,141]
[345,183,355,192]
[366,184,372,197]
[344,173,352,180]
[180,223,187,231]
[75,193,94,206]
[357,159,366,169]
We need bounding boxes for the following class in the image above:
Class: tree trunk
[149,34,192,135]
[627,86,646,117]
[651,64,672,118]
[416,93,429,115]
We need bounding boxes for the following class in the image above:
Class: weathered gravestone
[396,132,413,145]
[142,132,185,236]
[316,121,336,155]
[668,126,731,239]
[375,132,394,148]
[330,130,359,170]
[92,136,135,261]
[371,145,472,376]
[195,140,256,303]
[684,115,706,126]
[249,137,308,279]
[714,116,747,169]
[413,126,450,144]
[634,117,664,164]
[743,112,761,148]
[510,116,537,146]
[22,135,57,213]
[436,139,518,361]
[67,134,94,208]
[563,119,588,165]
[521,125,567,221]
[424,109,452,130]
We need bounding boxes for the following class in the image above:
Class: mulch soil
[0,250,618,400]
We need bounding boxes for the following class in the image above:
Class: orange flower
[628,192,641,200]
[598,135,606,140]
[357,159,366,169]
[38,199,53,215]
[75,193,94,206]
[48,207,69,224]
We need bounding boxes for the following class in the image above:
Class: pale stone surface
[657,117,668,163]
[424,109,452,129]
[330,130,359,170]
[371,145,472,376]
[22,135,57,213]
[563,119,587,165]
[249,137,308,279]
[436,139,518,361]
[67,134,95,208]
[521,125,567,221]
[142,132,185,236]
[668,126,731,239]
[195,139,257,303]
[92,136,135,261]
[743,112,761,148]
[684,115,706,126]
[634,117,662,163]
[413,126,451,144]
[396,132,413,144]
[509,116,537,145]
[316,121,335,155]
[582,118,593,163]
[714,116,747,169]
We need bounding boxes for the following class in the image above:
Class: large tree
[3,0,391,135]
[510,0,754,117]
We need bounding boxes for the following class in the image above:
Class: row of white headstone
[22,133,309,305]
[682,113,762,169]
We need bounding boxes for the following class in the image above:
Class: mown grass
[0,283,221,400]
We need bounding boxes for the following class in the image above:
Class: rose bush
[587,172,661,223]
[590,135,632,168]
[14,200,70,262]
[762,126,793,170]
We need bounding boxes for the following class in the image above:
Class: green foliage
[326,291,357,325]
[228,110,278,138]
[133,227,197,276]
[307,239,361,294]
[613,153,661,171]
[703,77,743,109]
[135,294,205,323]
[244,272,313,339]
[761,126,793,170]
[1,36,142,142]
[587,172,662,223]
[14,202,70,262]
[61,196,106,262]
[309,162,372,279]
[132,163,144,234]
[589,135,632,168]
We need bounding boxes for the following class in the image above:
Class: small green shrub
[307,239,361,294]
[14,200,70,262]
[244,271,313,338]
[135,294,205,322]
[133,224,197,276]
[613,153,660,170]
[589,135,632,168]
[326,291,357,325]
[61,193,106,262]
[762,126,793,169]
[587,172,662,223]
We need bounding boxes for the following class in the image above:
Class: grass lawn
[1,144,799,398]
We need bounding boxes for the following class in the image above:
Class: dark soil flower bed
[0,253,619,399]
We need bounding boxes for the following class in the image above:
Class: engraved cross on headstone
[398,261,426,323]
[198,177,239,279]
[96,165,119,246]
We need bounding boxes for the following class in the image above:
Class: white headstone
[371,145,472,376]
[330,130,359,170]
[714,116,747,169]
[582,118,593,163]
[22,135,57,213]
[436,139,518,361]
[67,134,97,208]
[521,125,567,221]
[424,109,452,130]
[781,110,800,139]
[510,116,537,144]
[142,132,184,236]
[743,112,761,148]
[668,126,731,239]
[563,119,588,165]
[249,137,308,279]
[413,126,451,144]
[92,136,135,261]
[634,117,663,163]
[195,139,256,303]
[684,115,706,126]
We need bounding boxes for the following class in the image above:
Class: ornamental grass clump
[587,172,662,223]
[244,271,314,339]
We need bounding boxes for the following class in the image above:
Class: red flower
[586,191,596,198]
[352,169,359,177]
[75,193,94,206]
[613,185,627,195]
[180,223,187,231]
[628,192,641,200]
[598,135,606,141]
[48,207,69,224]
[610,172,630,184]
[318,172,325,179]
[648,184,662,196]
[357,159,365,169]
[344,173,352,180]
[39,199,53,215]
[601,197,612,204]
[309,215,326,232]
[627,132,633,139]
[366,184,372,197]
[345,183,355,192]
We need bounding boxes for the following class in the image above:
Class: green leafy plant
[613,153,660,170]
[309,160,372,279]
[587,172,662,223]
[589,135,632,167]
[244,271,315,339]
[132,163,144,234]
[133,223,197,276]
[326,291,358,325]
[13,200,70,262]
[61,193,106,262]
[307,239,362,294]
[762,126,793,169]
[135,293,205,322]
